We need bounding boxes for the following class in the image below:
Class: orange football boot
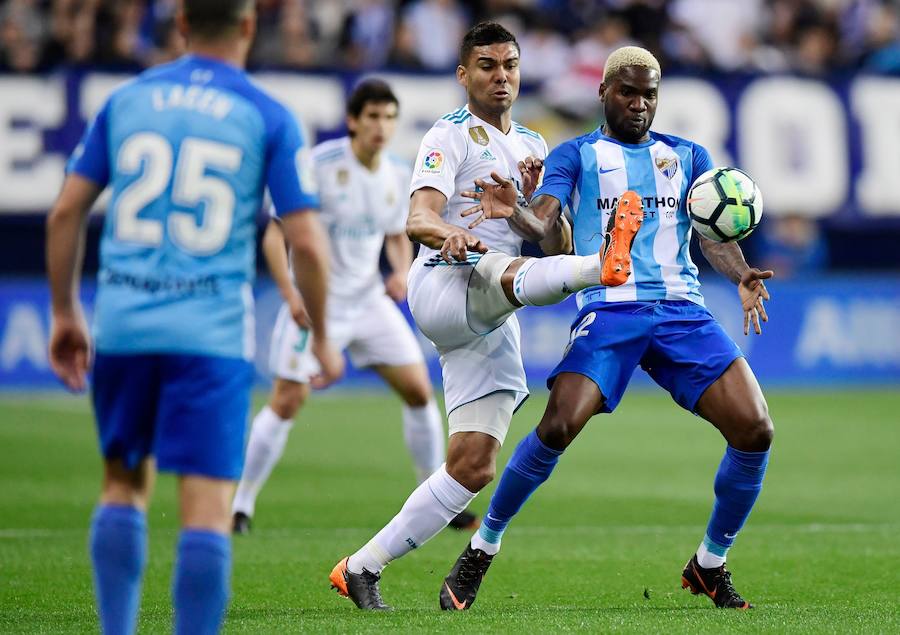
[599,190,644,286]
[329,556,391,610]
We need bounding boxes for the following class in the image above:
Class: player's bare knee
[270,379,308,419]
[537,407,578,450]
[730,409,774,452]
[446,454,495,492]
[400,382,432,408]
[101,459,153,510]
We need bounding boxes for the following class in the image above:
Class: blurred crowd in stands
[1,0,898,78]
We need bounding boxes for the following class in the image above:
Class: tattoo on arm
[699,236,750,285]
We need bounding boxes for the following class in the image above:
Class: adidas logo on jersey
[479,149,496,161]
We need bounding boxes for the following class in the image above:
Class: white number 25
[114,132,243,255]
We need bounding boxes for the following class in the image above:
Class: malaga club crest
[655,157,678,180]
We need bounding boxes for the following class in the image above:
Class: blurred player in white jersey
[232,79,477,534]
[329,22,626,610]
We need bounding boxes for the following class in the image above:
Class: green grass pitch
[0,388,898,633]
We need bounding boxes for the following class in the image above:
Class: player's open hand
[517,156,544,202]
[48,309,91,392]
[287,289,311,330]
[460,172,518,229]
[310,337,344,389]
[384,271,408,302]
[738,268,773,335]
[440,228,488,264]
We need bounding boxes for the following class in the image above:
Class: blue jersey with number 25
[68,54,318,360]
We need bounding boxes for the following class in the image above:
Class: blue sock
[173,529,231,635]
[704,446,770,558]
[89,504,147,635]
[479,429,563,545]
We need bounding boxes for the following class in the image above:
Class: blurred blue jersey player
[439,46,775,611]
[45,1,343,633]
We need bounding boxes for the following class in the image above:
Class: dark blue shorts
[548,300,742,414]
[91,353,253,480]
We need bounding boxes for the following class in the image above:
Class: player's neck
[188,42,248,69]
[467,102,512,134]
[601,123,649,145]
[350,138,381,171]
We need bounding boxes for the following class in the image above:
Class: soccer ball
[687,167,763,242]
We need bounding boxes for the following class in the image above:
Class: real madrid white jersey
[311,137,411,305]
[409,105,548,261]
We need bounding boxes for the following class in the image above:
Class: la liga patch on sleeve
[420,149,444,174]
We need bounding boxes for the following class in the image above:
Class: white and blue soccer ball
[687,167,763,242]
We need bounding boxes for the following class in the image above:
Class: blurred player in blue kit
[440,46,775,611]
[45,1,342,632]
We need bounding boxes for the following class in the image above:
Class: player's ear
[598,82,607,103]
[346,114,357,136]
[456,65,467,88]
[240,6,257,42]
[174,9,189,40]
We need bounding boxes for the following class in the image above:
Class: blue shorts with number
[548,300,743,414]
[91,352,254,480]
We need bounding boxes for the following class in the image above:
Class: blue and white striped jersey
[68,54,319,360]
[534,128,713,307]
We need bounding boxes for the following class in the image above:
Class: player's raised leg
[682,358,773,609]
[465,193,644,334]
[232,377,309,534]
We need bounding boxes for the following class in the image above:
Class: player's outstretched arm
[407,187,488,263]
[46,174,102,391]
[281,210,344,387]
[699,236,774,336]
[261,219,310,329]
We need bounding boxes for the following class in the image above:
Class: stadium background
[0,1,898,632]
[1,0,899,389]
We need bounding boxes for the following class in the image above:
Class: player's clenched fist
[440,227,488,263]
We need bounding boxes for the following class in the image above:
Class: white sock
[232,406,293,517]
[511,255,601,306]
[470,531,500,556]
[402,400,446,483]
[696,541,726,569]
[347,465,476,574]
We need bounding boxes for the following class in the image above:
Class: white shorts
[269,293,425,383]
[407,254,528,418]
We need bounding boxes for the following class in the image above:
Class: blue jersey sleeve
[689,142,714,186]
[534,139,581,209]
[67,101,111,187]
[266,108,319,216]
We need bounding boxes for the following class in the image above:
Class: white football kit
[407,106,548,434]
[269,137,423,382]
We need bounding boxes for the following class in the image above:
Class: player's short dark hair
[459,22,519,66]
[346,79,399,119]
[183,0,253,39]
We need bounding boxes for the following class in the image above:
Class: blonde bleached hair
[602,46,661,83]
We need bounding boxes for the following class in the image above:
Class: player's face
[347,101,399,153]
[599,66,659,144]
[458,43,520,118]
